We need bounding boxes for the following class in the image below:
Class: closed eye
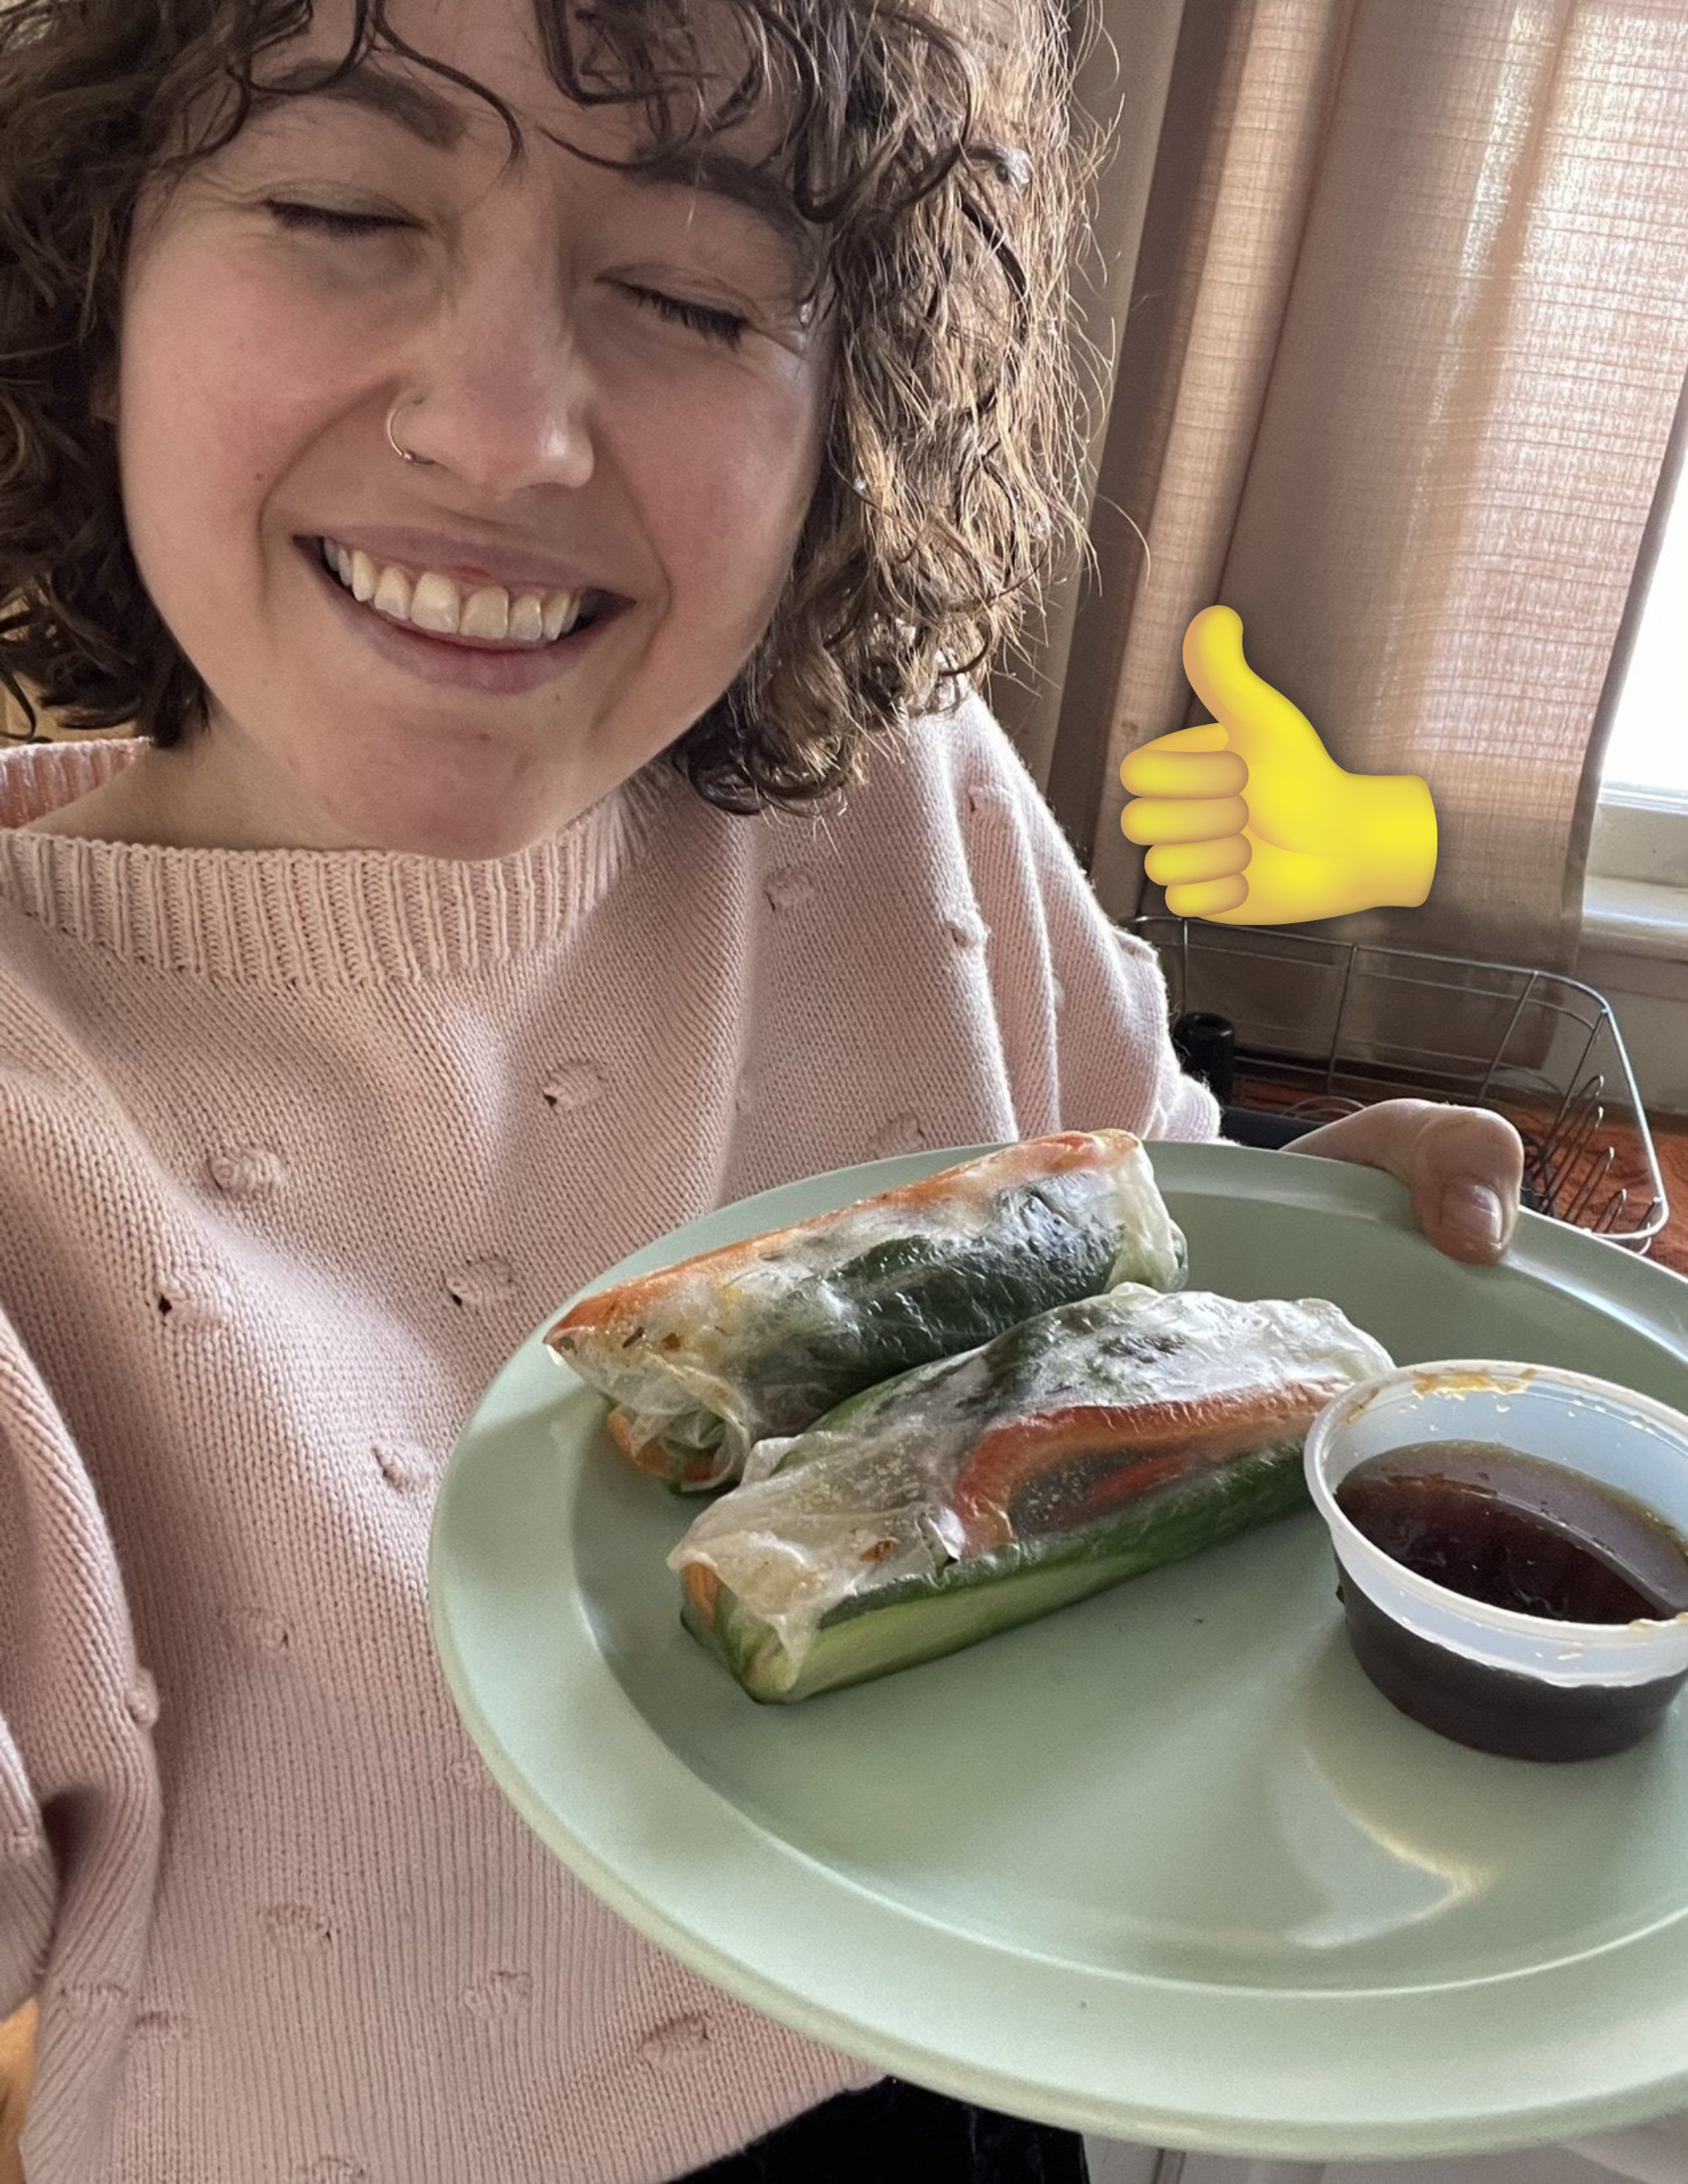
[264,200,405,238]
[619,285,749,350]
[265,203,751,349]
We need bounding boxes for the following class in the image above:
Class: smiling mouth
[306,535,621,651]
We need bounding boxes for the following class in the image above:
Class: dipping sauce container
[1304,1362,1688,1761]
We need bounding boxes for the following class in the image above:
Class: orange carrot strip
[682,1564,722,1626]
[948,1378,1342,1553]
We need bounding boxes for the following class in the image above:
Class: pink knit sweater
[0,695,1219,2183]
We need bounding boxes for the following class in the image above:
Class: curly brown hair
[0,0,1096,815]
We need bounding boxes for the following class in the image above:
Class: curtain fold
[998,0,1688,1025]
[1040,0,1353,871]
[987,0,1190,792]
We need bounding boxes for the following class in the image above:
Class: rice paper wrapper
[547,1130,1187,1489]
[670,1284,1394,1677]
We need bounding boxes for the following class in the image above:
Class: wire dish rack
[1128,916,1669,1255]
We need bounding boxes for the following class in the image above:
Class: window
[1586,393,1688,911]
[1577,392,1688,1122]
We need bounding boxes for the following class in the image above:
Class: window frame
[1582,362,1688,956]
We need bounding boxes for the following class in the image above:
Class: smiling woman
[0,0,1086,857]
[0,3,1527,2181]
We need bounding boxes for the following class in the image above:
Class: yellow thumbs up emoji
[1120,606,1436,925]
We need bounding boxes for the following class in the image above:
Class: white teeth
[371,565,413,621]
[408,571,462,635]
[459,587,510,641]
[319,537,591,647]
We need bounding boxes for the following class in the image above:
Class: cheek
[637,369,826,607]
[117,244,343,562]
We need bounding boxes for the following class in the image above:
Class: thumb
[1182,607,1334,773]
[1295,1099,1524,1263]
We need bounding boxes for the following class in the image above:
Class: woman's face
[111,0,830,856]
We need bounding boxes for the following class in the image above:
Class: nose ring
[386,394,435,467]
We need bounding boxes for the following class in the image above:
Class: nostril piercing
[386,393,436,467]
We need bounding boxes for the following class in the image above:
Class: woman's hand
[1286,1098,1525,1264]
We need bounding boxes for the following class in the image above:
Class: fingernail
[1441,1180,1505,1257]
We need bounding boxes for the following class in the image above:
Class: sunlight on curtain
[1021,0,1688,996]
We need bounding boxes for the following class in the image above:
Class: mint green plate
[428,1143,1688,2160]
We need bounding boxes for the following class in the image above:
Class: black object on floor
[675,2077,1090,2184]
[1171,1011,1236,1104]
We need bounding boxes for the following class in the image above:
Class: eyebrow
[246,58,820,286]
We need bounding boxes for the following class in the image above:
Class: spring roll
[547,1130,1186,1490]
[670,1284,1393,1700]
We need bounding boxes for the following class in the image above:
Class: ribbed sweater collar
[0,737,668,987]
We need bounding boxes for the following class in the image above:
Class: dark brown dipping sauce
[1332,1440,1688,1760]
[1336,1441,1688,1622]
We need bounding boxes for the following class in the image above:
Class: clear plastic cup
[1304,1361,1688,1760]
